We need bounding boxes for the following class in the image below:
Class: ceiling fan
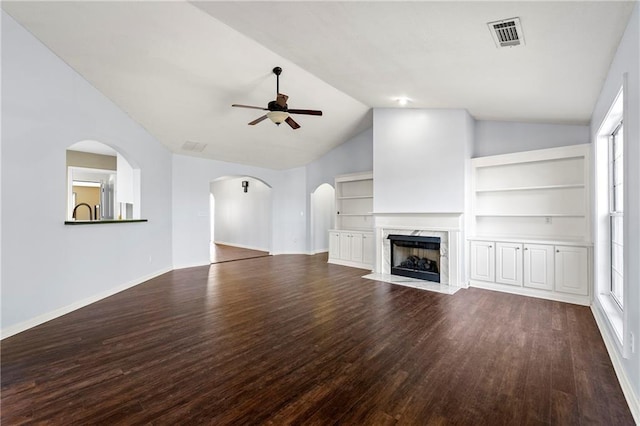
[232,67,323,129]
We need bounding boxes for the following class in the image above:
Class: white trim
[591,304,640,424]
[328,257,374,270]
[1,266,173,340]
[469,280,591,306]
[468,236,592,247]
[471,144,589,167]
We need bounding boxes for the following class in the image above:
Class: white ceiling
[2,1,635,170]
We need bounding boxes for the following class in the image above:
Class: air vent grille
[182,141,207,152]
[488,17,525,48]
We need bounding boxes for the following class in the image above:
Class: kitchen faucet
[72,203,94,221]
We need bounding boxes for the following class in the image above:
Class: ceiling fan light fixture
[395,97,411,106]
[267,110,289,125]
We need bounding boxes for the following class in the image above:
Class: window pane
[612,270,624,305]
[609,122,624,308]
[614,183,624,212]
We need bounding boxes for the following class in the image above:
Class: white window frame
[609,122,624,309]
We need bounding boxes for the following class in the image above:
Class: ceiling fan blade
[248,115,268,125]
[285,116,300,129]
[232,104,268,111]
[288,109,323,116]
[276,93,289,107]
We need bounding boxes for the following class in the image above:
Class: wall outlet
[545,217,552,224]
[148,255,153,263]
[631,333,635,353]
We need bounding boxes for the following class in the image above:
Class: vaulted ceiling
[2,1,635,169]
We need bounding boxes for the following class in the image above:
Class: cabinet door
[470,241,495,282]
[496,243,523,286]
[350,233,364,262]
[555,246,588,295]
[339,232,352,261]
[523,244,554,290]
[362,233,375,266]
[328,232,341,260]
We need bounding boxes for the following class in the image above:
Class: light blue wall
[1,12,174,336]
[590,2,640,415]
[304,127,373,252]
[305,127,373,193]
[474,120,590,158]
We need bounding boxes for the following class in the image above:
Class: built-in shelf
[330,171,375,270]
[470,144,590,242]
[334,171,374,232]
[469,145,592,306]
[475,183,585,193]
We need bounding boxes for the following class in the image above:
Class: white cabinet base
[469,239,590,306]
[328,230,374,270]
[469,279,590,306]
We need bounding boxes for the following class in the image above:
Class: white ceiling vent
[182,141,207,152]
[488,17,525,48]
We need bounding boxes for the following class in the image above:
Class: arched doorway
[310,183,335,254]
[209,176,273,263]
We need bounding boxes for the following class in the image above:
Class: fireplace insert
[388,234,441,282]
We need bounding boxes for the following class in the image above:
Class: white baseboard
[591,304,640,424]
[469,280,591,306]
[1,266,173,340]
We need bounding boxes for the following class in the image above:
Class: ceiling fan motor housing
[268,100,287,111]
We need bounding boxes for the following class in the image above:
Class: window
[609,122,624,308]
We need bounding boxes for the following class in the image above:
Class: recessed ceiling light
[395,97,411,106]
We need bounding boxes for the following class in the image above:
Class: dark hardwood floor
[210,243,270,264]
[1,254,633,424]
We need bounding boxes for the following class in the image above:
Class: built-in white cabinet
[334,171,373,231]
[554,246,588,296]
[328,171,375,270]
[470,241,495,282]
[469,238,590,305]
[496,242,523,286]
[328,230,373,269]
[470,145,590,242]
[329,231,341,258]
[523,244,554,291]
[468,145,591,306]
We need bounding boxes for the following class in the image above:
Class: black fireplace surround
[388,234,441,283]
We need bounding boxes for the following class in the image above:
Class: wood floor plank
[1,254,633,424]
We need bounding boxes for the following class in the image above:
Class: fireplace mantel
[372,212,465,289]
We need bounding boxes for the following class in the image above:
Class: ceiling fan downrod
[273,66,282,96]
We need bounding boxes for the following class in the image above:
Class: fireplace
[388,234,441,283]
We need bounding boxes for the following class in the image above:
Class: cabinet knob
[556,249,560,253]
[489,245,493,248]
[516,247,520,250]
[524,248,528,251]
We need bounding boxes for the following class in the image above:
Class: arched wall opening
[66,140,141,221]
[209,175,273,261]
[310,183,335,254]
